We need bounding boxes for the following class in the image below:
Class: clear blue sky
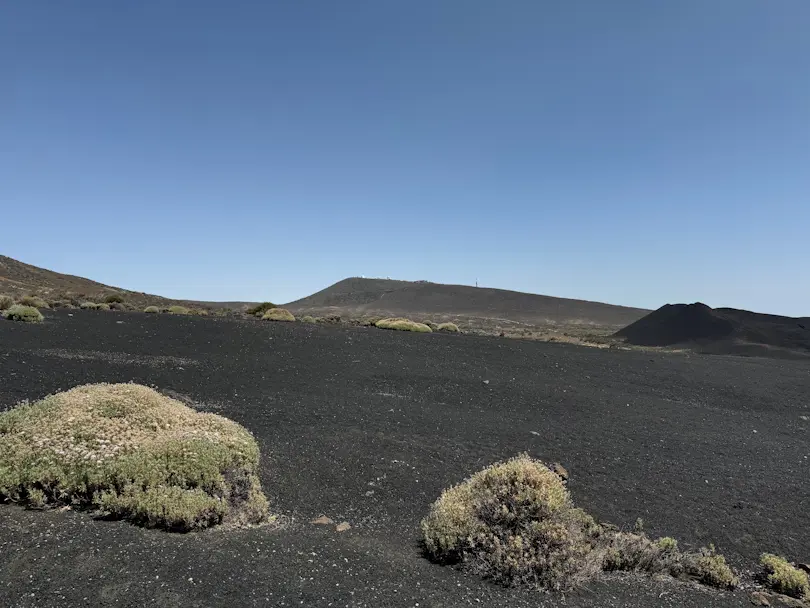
[2,2,808,315]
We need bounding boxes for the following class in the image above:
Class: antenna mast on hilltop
[476,278,479,287]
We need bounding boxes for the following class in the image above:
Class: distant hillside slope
[616,302,810,357]
[0,255,250,309]
[285,277,648,326]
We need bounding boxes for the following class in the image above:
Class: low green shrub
[97,303,111,311]
[19,295,48,308]
[684,548,738,590]
[0,295,13,310]
[104,294,125,304]
[376,318,433,333]
[167,305,190,315]
[262,308,295,322]
[80,301,100,310]
[422,454,599,590]
[109,302,126,311]
[437,322,460,333]
[0,383,271,531]
[301,315,317,324]
[760,554,809,599]
[246,302,277,316]
[3,304,44,323]
[144,306,160,314]
[422,455,737,592]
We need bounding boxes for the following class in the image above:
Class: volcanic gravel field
[1,311,808,607]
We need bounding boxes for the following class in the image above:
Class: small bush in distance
[246,302,276,316]
[301,315,317,324]
[80,301,100,310]
[0,383,271,532]
[376,318,433,333]
[423,320,439,330]
[262,308,295,322]
[97,303,111,311]
[109,302,126,311]
[144,306,160,314]
[760,553,809,599]
[167,305,190,315]
[437,322,460,333]
[19,295,48,308]
[189,308,209,316]
[104,294,125,304]
[0,295,13,310]
[317,314,341,324]
[3,305,44,323]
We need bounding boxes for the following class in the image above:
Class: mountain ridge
[286,276,649,326]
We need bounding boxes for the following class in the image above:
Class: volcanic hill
[285,277,648,327]
[616,302,810,357]
[0,255,249,310]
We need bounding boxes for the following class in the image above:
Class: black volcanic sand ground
[1,311,809,608]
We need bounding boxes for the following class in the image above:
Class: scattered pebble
[310,515,334,525]
[335,522,351,532]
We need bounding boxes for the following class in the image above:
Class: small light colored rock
[310,515,334,525]
[549,462,569,482]
[335,521,351,532]
[482,380,490,385]
[749,591,770,606]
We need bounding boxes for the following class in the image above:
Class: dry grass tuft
[0,383,270,532]
[422,455,738,592]
[144,306,160,314]
[80,301,100,310]
[301,315,317,324]
[19,295,49,309]
[262,308,295,322]
[376,318,433,333]
[3,304,44,323]
[760,554,809,599]
[167,305,191,315]
[97,303,111,311]
[104,294,125,304]
[0,295,13,310]
[437,322,460,333]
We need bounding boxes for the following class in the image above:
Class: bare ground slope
[0,255,251,309]
[286,277,649,327]
[2,311,808,607]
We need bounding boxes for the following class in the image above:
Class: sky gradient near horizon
[2,2,809,315]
